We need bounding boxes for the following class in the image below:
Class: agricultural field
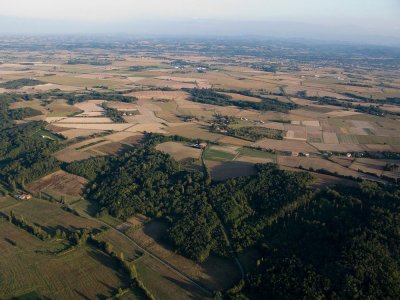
[1,36,400,299]
[0,220,128,300]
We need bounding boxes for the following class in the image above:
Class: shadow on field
[74,290,91,300]
[162,275,210,299]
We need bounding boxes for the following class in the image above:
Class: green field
[238,147,277,161]
[204,148,236,161]
[0,220,129,299]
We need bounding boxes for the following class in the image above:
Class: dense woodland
[184,88,297,113]
[63,134,400,299]
[227,126,284,141]
[0,78,45,89]
[0,94,61,191]
[1,89,400,298]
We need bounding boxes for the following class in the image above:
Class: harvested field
[329,156,354,167]
[323,132,339,144]
[166,123,225,141]
[276,156,380,181]
[41,75,121,88]
[311,143,366,153]
[74,100,105,114]
[127,90,189,101]
[104,131,141,142]
[57,117,113,123]
[120,134,144,145]
[94,142,129,155]
[217,136,254,146]
[54,148,98,163]
[254,138,319,153]
[29,170,88,197]
[107,101,139,111]
[156,142,201,161]
[46,100,82,117]
[53,123,133,131]
[68,137,108,150]
[326,110,361,117]
[125,123,166,133]
[58,128,105,139]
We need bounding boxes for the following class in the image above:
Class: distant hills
[0,16,399,47]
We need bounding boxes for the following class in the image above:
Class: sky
[0,0,399,44]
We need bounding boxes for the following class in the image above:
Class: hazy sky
[0,0,399,43]
[1,0,398,23]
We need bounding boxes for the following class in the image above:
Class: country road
[78,208,214,298]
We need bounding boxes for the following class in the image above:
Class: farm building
[16,193,32,200]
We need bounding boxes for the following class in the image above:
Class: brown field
[58,128,105,139]
[29,170,88,197]
[94,142,129,155]
[329,156,354,167]
[349,158,400,179]
[54,148,98,163]
[58,117,113,123]
[156,142,202,161]
[166,123,226,141]
[254,138,319,153]
[40,75,122,88]
[46,99,82,117]
[53,123,134,131]
[220,92,262,103]
[276,156,382,182]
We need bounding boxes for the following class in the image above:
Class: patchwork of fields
[1,39,400,299]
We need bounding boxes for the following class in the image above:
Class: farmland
[0,36,400,299]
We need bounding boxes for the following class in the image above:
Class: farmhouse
[190,142,208,149]
[16,193,32,200]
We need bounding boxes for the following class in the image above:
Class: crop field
[40,75,122,88]
[29,170,88,198]
[2,198,101,233]
[204,148,236,161]
[0,220,128,299]
[156,142,202,161]
[135,255,211,300]
[54,147,98,162]
[205,160,256,180]
[0,196,19,210]
[46,100,82,117]
[254,138,319,153]
[2,37,400,299]
[127,220,240,292]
